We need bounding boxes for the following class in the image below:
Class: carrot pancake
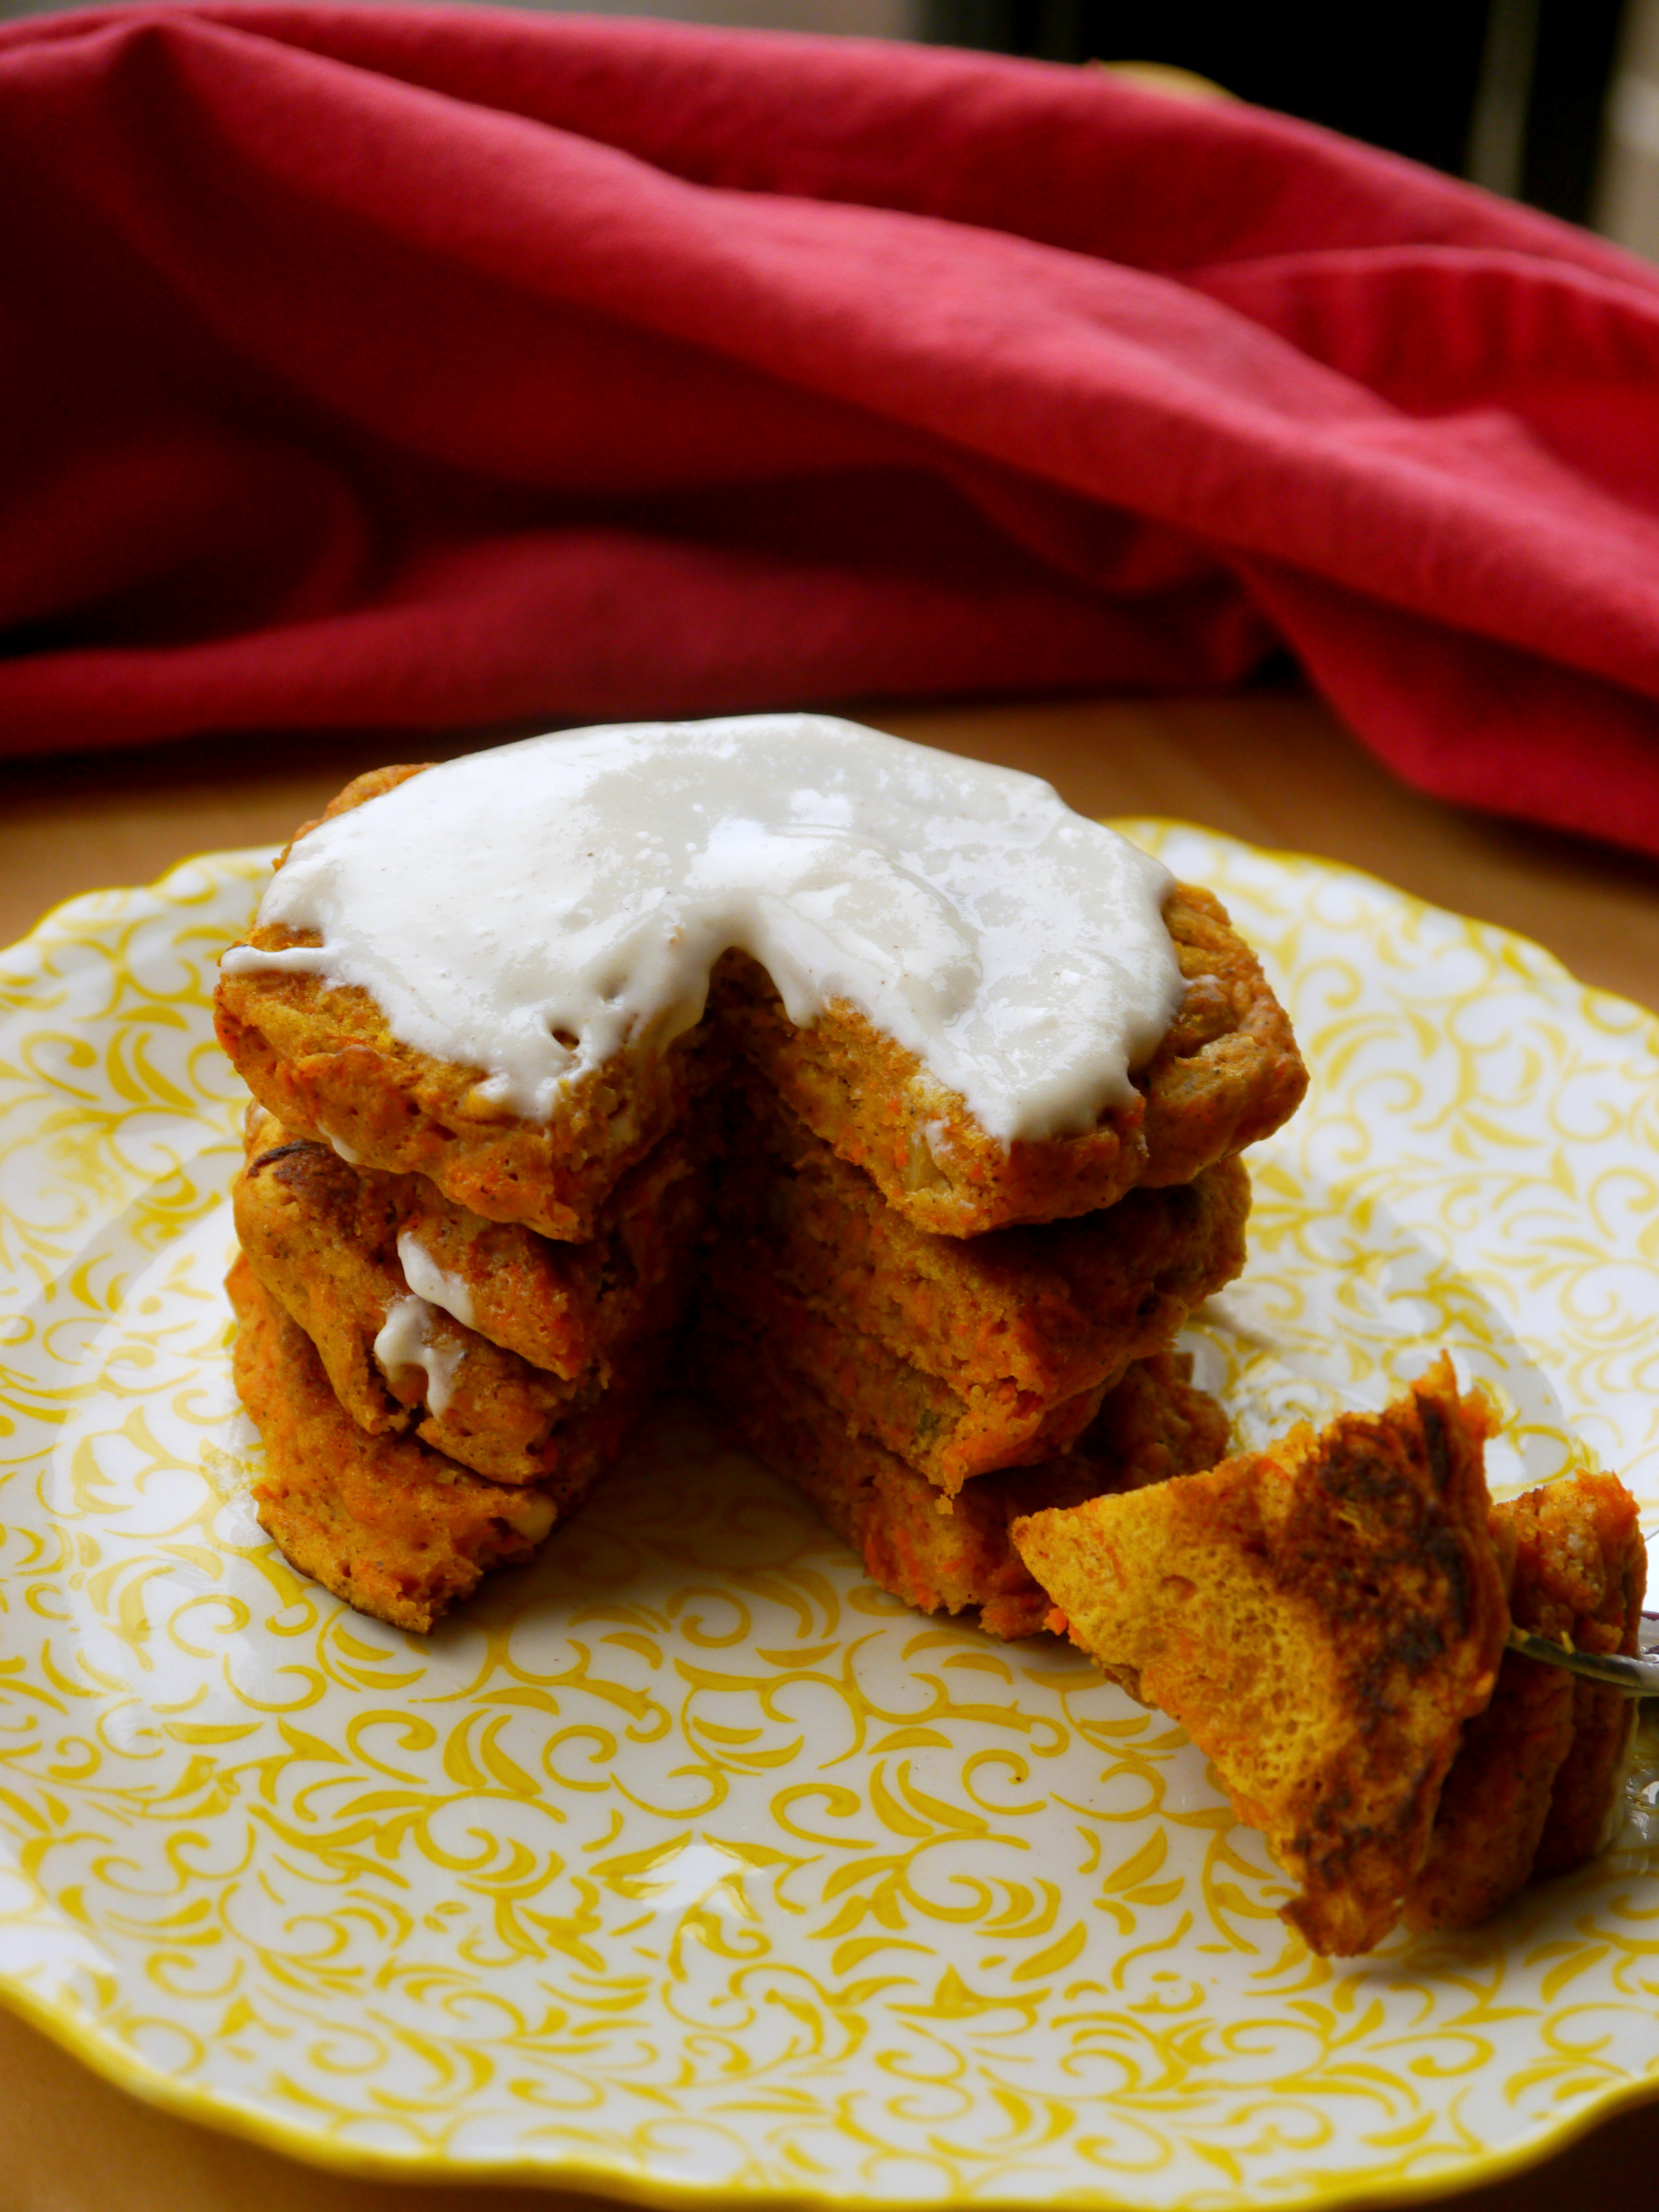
[217,748,1304,1242]
[216,966,721,1246]
[711,878,1302,1235]
[385,1135,707,1382]
[240,1246,666,1487]
[724,1079,1248,1407]
[229,1256,559,1633]
[245,1099,709,1383]
[1010,1358,1510,1956]
[695,1309,1227,1641]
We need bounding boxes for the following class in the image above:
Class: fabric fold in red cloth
[8,6,1659,853]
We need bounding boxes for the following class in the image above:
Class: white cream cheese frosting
[372,1293,464,1418]
[396,1230,477,1331]
[219,714,1183,1145]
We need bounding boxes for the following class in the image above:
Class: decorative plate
[0,825,1656,2206]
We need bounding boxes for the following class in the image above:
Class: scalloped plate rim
[3,1956,1659,2211]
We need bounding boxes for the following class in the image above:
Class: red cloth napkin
[10,6,1659,854]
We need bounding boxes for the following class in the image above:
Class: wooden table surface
[2,687,1657,2212]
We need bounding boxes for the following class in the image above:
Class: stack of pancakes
[218,766,1308,1637]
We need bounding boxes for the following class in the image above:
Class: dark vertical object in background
[1524,0,1626,218]
[924,0,1626,225]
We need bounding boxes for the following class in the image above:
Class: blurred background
[6,0,1659,256]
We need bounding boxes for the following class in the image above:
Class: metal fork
[1508,1612,1659,1695]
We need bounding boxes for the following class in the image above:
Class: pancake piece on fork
[1010,1358,1511,1956]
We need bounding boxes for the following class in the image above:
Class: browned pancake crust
[233,1099,708,1382]
[1010,1358,1510,1957]
[727,1079,1249,1404]
[229,1255,557,1633]
[696,1311,1228,1640]
[1403,1470,1647,1932]
[216,766,1304,1241]
[244,1233,633,1484]
[1135,887,1310,1189]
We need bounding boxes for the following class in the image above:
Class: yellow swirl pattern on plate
[0,828,1656,2204]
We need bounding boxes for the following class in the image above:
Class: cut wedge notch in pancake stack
[696,1322,1232,1641]
[1012,1360,1649,1954]
[692,1078,1253,1623]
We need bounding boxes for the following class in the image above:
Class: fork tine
[1507,1625,1659,1696]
